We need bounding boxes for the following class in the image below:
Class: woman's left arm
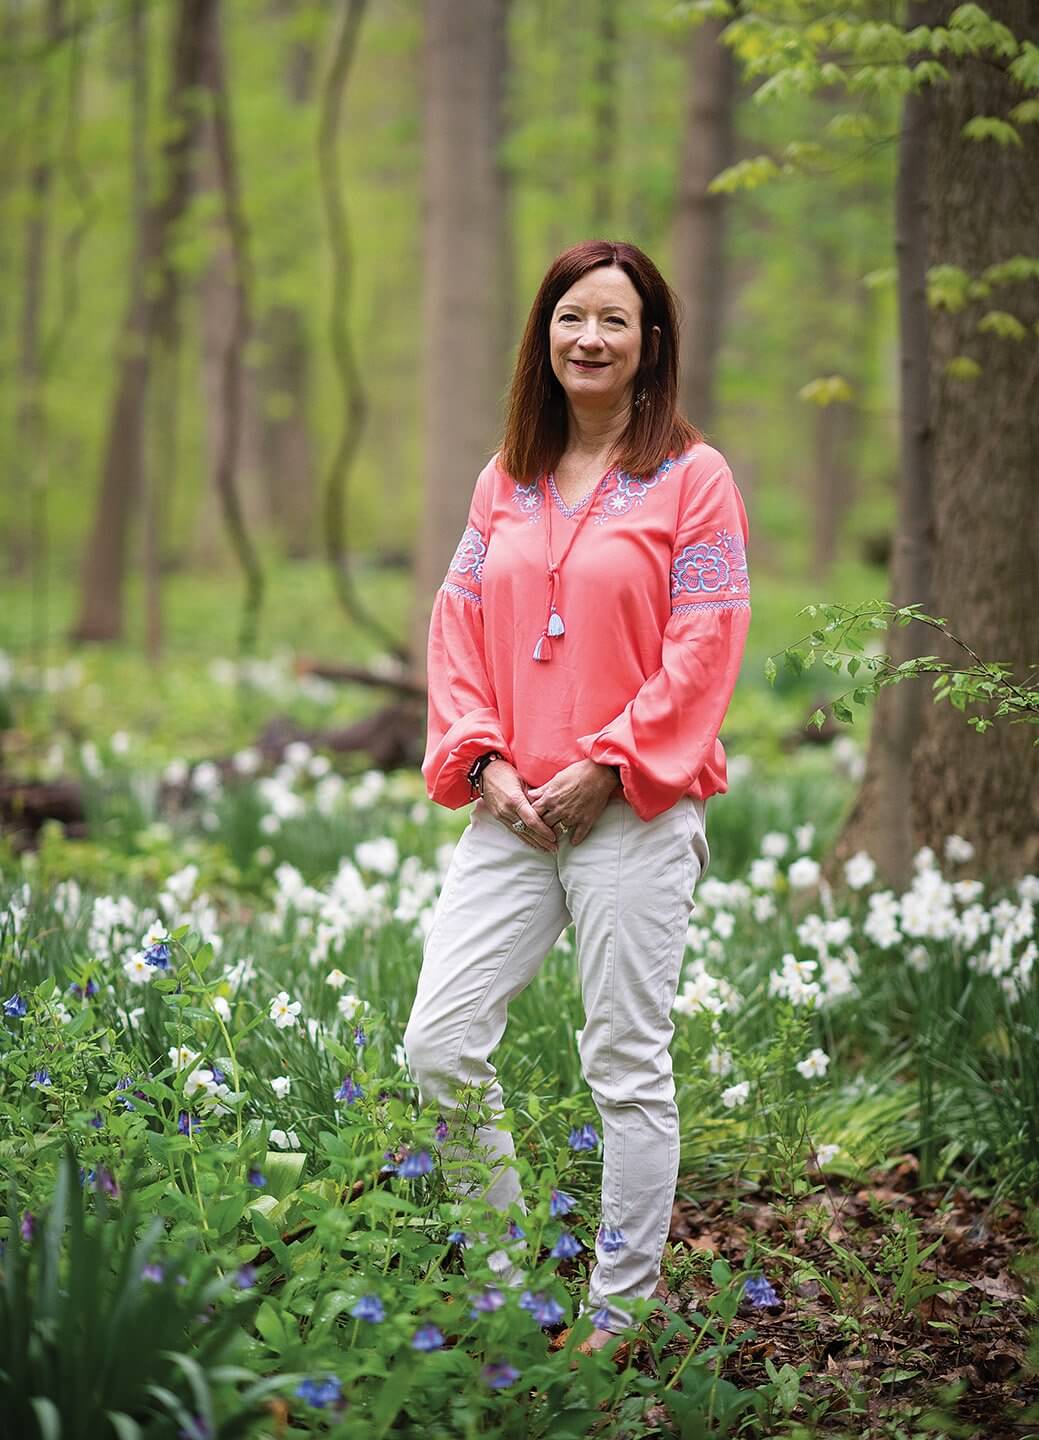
[575,461,751,822]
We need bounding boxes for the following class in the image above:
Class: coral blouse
[422,441,751,822]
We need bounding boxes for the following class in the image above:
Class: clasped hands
[480,757,619,852]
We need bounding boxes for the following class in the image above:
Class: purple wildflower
[177,1110,202,1136]
[743,1274,780,1308]
[550,1228,582,1259]
[482,1361,521,1388]
[210,1064,226,1085]
[334,1074,364,1104]
[447,1229,468,1246]
[469,1286,506,1316]
[354,1025,367,1049]
[519,1289,565,1327]
[598,1225,627,1254]
[4,994,27,1018]
[507,1218,525,1240]
[90,1111,104,1130]
[411,1324,445,1351]
[351,1294,385,1323]
[143,1262,164,1283]
[235,1264,257,1290]
[296,1376,343,1409]
[94,1167,120,1197]
[247,1168,266,1187]
[29,1068,52,1088]
[568,1123,599,1151]
[116,1075,136,1110]
[435,1115,449,1141]
[590,1305,612,1327]
[20,1211,35,1242]
[550,1188,577,1217]
[144,942,171,969]
[397,1148,433,1178]
[67,979,98,1000]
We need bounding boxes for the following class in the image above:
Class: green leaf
[764,656,778,686]
[30,1398,62,1440]
[944,355,982,380]
[808,709,826,730]
[978,309,1027,340]
[961,115,1022,146]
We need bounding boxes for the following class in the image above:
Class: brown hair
[498,239,702,483]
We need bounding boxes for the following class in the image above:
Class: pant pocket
[686,797,710,883]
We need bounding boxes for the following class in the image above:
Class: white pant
[403,790,710,1332]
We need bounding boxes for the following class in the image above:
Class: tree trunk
[834,0,1038,885]
[410,0,509,677]
[672,16,735,435]
[910,0,1039,877]
[258,0,319,560]
[70,0,212,643]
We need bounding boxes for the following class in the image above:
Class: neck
[563,391,633,464]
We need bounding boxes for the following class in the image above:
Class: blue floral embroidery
[670,529,750,599]
[448,525,487,585]
[594,456,678,524]
[511,479,544,523]
[441,580,482,607]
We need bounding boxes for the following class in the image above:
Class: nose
[577,324,606,349]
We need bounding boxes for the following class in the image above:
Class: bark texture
[409,0,509,676]
[672,16,735,434]
[835,0,1039,885]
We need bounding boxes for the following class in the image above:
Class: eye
[558,313,579,322]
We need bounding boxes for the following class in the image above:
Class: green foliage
[768,600,1039,738]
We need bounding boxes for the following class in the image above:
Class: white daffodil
[269,991,302,1029]
[270,1076,291,1099]
[325,968,349,989]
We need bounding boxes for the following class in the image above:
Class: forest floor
[608,1156,1039,1438]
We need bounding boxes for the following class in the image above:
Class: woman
[404,240,750,1356]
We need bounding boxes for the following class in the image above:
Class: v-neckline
[546,467,615,519]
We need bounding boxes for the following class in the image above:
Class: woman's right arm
[421,465,513,809]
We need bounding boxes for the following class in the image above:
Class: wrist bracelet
[466,750,502,799]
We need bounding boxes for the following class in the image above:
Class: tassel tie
[532,469,610,662]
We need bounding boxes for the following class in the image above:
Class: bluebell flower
[519,1290,565,1327]
[235,1264,257,1289]
[210,1064,226,1085]
[67,979,98,1000]
[597,1225,627,1254]
[90,1111,104,1129]
[296,1375,343,1409]
[4,994,27,1018]
[354,1025,367,1049]
[411,1324,445,1351]
[397,1148,433,1178]
[177,1110,202,1136]
[482,1361,520,1388]
[507,1219,525,1240]
[435,1115,449,1140]
[590,1305,612,1328]
[550,1228,582,1259]
[247,1168,266,1187]
[568,1123,599,1152]
[550,1188,577,1217]
[447,1229,468,1246]
[116,1076,137,1111]
[143,1262,164,1283]
[29,1068,52,1088]
[351,1294,385,1323]
[20,1211,35,1242]
[335,1074,364,1104]
[469,1285,505,1316]
[145,942,171,969]
[743,1274,780,1308]
[94,1167,119,1197]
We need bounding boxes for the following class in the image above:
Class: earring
[634,387,648,412]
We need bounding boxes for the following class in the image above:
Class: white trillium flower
[169,1045,200,1071]
[355,837,400,877]
[813,1142,840,1166]
[337,992,366,1022]
[270,1076,292,1099]
[944,834,975,865]
[788,857,821,890]
[123,954,154,985]
[760,832,790,860]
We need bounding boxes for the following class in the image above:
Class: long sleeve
[421,464,512,808]
[576,462,751,821]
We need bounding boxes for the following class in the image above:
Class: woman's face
[548,265,657,411]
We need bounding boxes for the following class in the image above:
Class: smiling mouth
[570,359,608,368]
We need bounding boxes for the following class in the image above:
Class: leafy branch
[767,601,1039,736]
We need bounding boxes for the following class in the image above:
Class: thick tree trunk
[672,16,735,434]
[835,0,1038,885]
[910,0,1039,877]
[409,0,509,676]
[70,0,213,643]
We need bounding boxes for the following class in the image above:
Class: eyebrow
[554,302,631,315]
